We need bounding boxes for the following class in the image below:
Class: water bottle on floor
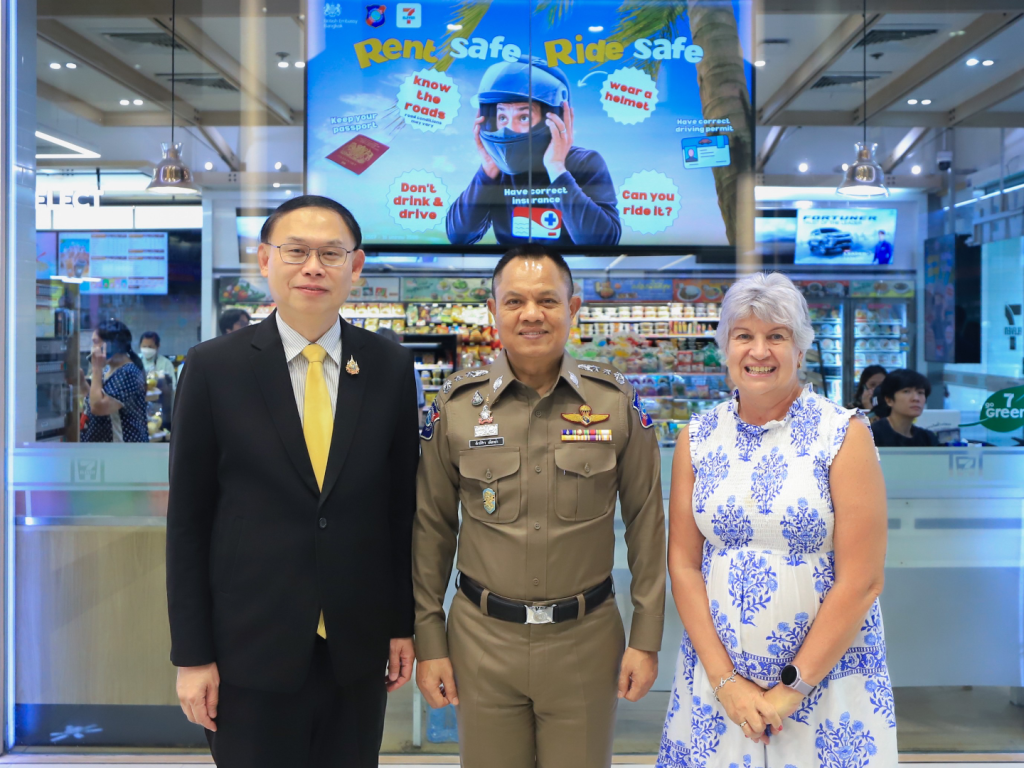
[426,703,459,743]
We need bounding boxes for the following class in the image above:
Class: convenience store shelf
[625,371,725,377]
[580,334,716,340]
[578,317,720,323]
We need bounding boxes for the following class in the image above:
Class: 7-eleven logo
[398,3,421,26]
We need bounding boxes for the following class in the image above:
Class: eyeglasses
[266,242,353,268]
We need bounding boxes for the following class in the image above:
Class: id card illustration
[682,135,731,170]
[512,207,562,239]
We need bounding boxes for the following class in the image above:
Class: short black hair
[219,308,251,335]
[492,244,573,299]
[140,331,161,347]
[259,195,363,249]
[97,318,133,355]
[878,368,931,405]
[853,364,886,407]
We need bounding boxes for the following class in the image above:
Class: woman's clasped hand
[715,674,784,743]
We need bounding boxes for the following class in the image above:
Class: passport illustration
[327,135,390,174]
[681,134,731,170]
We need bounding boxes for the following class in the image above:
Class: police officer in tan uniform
[413,244,666,768]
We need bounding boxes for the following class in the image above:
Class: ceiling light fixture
[49,62,61,70]
[295,61,306,68]
[276,52,291,68]
[921,99,932,105]
[798,162,809,173]
[133,99,144,106]
[147,0,198,195]
[204,161,214,170]
[907,99,918,105]
[966,58,979,66]
[754,60,766,67]
[35,130,101,160]
[982,59,994,66]
[120,99,130,106]
[273,182,281,188]
[842,163,850,171]
[274,161,283,170]
[65,63,77,70]
[911,165,922,175]
[837,0,888,197]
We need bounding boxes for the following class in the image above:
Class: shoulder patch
[575,361,632,393]
[631,388,655,429]
[420,398,441,440]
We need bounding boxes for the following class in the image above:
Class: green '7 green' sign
[961,385,1024,432]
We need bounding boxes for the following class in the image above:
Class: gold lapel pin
[345,356,360,375]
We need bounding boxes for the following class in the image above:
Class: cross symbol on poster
[541,211,558,228]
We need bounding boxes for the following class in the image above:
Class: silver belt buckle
[524,604,555,624]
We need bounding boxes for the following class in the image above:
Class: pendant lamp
[837,0,888,198]
[148,0,199,194]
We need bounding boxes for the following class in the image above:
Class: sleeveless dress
[657,386,898,768]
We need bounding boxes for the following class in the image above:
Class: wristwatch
[780,664,814,695]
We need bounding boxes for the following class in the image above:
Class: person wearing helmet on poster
[447,57,621,247]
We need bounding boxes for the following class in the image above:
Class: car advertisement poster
[306,0,752,251]
[794,208,898,266]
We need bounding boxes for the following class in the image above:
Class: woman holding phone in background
[81,319,149,443]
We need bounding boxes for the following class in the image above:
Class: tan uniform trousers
[447,590,626,768]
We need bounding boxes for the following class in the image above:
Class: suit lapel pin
[345,356,360,375]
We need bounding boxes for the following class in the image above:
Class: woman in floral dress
[658,273,897,768]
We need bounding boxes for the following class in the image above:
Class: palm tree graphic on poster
[377,0,752,245]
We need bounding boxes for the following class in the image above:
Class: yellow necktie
[301,344,333,639]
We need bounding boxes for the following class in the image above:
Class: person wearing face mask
[81,319,150,443]
[139,331,178,387]
[871,369,939,448]
[446,57,621,247]
[849,365,886,422]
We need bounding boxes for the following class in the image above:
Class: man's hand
[543,101,574,179]
[617,648,658,702]
[387,638,415,692]
[416,656,459,708]
[177,662,220,731]
[473,116,500,180]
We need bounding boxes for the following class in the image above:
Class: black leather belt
[457,572,614,625]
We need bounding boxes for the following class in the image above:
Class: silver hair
[715,272,815,352]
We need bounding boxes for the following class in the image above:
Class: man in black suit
[167,195,418,767]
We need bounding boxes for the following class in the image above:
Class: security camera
[937,151,953,172]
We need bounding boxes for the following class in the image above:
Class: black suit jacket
[166,313,419,692]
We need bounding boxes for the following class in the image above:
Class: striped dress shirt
[275,313,342,424]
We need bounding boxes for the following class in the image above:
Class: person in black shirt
[872,368,939,447]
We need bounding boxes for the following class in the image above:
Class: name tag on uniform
[474,424,499,437]
[469,437,505,448]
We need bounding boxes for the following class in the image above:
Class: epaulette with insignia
[574,361,632,394]
[437,368,491,406]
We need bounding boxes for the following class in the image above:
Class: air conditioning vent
[156,73,238,91]
[811,72,885,89]
[854,28,938,47]
[104,32,186,50]
[761,38,790,45]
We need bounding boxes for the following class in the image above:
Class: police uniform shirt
[413,350,666,661]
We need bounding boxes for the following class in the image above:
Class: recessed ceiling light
[588,26,604,33]
[278,61,289,68]
[447,24,462,31]
[49,62,61,70]
[295,61,305,68]
[65,63,77,70]
[921,99,932,105]
[798,162,809,173]
[273,182,281,188]
[204,161,214,171]
[119,99,130,106]
[907,99,918,105]
[911,165,922,175]
[966,58,979,66]
[842,163,850,172]
[982,59,994,66]
[754,60,766,67]
[274,161,283,170]
[133,99,144,106]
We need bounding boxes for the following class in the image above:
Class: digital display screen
[794,208,898,266]
[57,231,169,294]
[236,212,272,265]
[306,0,752,251]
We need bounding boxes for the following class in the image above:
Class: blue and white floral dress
[657,386,897,768]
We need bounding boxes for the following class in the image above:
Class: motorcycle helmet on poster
[472,56,571,176]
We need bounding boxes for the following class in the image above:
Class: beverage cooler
[797,279,915,406]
